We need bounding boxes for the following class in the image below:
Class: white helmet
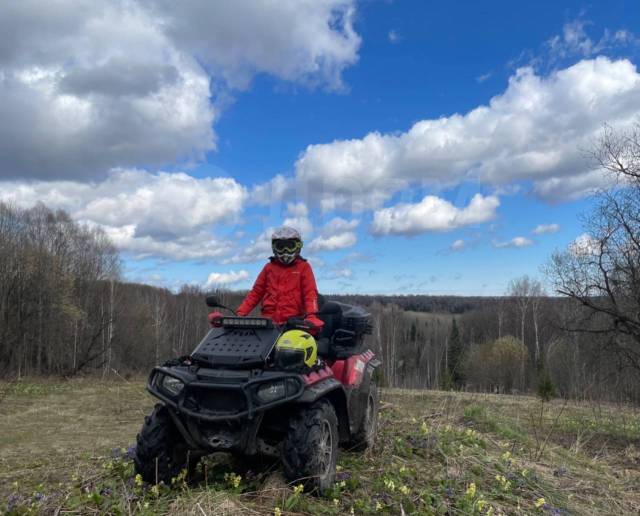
[272,226,302,265]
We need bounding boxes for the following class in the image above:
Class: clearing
[1,379,639,515]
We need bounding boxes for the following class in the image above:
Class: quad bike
[134,296,381,493]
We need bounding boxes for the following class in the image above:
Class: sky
[1,0,640,295]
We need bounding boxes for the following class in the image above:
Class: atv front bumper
[147,366,305,422]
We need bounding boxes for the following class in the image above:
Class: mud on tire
[134,404,196,485]
[281,399,338,494]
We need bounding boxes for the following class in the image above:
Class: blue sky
[1,0,640,295]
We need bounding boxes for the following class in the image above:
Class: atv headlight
[256,381,286,403]
[160,375,184,397]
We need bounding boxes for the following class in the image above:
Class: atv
[134,296,381,493]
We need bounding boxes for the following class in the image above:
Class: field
[1,379,639,515]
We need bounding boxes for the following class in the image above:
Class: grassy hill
[1,379,639,515]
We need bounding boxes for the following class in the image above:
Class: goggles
[272,239,302,254]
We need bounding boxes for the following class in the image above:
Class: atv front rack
[147,366,305,421]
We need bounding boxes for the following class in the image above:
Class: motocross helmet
[274,330,318,370]
[272,226,302,265]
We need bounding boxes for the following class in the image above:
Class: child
[236,227,324,333]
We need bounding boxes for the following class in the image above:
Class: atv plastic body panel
[144,300,380,455]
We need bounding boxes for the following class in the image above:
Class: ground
[1,379,639,515]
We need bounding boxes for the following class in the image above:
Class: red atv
[134,296,381,493]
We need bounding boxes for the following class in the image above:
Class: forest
[2,123,640,404]
[0,212,637,404]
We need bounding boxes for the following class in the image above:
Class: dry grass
[1,379,639,515]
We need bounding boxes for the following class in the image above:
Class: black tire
[134,404,196,485]
[351,381,379,451]
[281,400,339,494]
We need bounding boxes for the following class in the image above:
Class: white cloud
[0,0,214,180]
[570,232,598,256]
[293,57,640,208]
[493,236,533,249]
[532,223,560,235]
[476,71,492,83]
[224,228,274,264]
[205,270,250,289]
[308,217,359,252]
[283,202,313,238]
[388,30,400,44]
[146,0,361,90]
[309,232,357,252]
[0,168,247,260]
[451,239,466,251]
[371,194,499,236]
[546,20,639,62]
[0,0,361,181]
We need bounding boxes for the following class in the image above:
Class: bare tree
[548,123,640,373]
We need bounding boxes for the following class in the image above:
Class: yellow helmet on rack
[274,330,317,370]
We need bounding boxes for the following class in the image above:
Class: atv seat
[316,301,343,357]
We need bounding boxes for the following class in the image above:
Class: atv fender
[296,378,350,444]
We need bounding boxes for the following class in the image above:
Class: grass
[1,379,639,515]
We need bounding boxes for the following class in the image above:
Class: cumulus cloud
[371,194,499,236]
[0,0,215,181]
[493,236,533,249]
[308,217,359,251]
[293,57,640,209]
[532,223,560,234]
[205,270,250,289]
[0,168,246,260]
[145,0,361,90]
[0,0,360,181]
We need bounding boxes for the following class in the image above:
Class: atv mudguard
[296,376,351,443]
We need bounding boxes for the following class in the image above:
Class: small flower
[150,484,160,497]
[143,502,149,509]
[383,478,396,491]
[333,498,340,506]
[399,485,410,495]
[273,508,282,516]
[501,451,511,461]
[336,465,343,471]
[134,474,144,487]
[399,465,407,473]
[534,498,546,509]
[293,484,304,495]
[339,480,346,489]
[421,421,429,434]
[375,501,383,511]
[465,482,477,498]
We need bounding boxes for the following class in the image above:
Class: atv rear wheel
[281,400,338,494]
[351,381,379,451]
[134,404,197,485]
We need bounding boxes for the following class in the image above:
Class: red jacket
[237,257,323,329]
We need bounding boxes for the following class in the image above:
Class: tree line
[1,125,640,403]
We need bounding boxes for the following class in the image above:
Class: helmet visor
[272,239,302,254]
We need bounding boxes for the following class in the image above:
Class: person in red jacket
[236,227,324,333]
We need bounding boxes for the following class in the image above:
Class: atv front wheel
[281,400,338,494]
[134,404,197,485]
[351,381,379,451]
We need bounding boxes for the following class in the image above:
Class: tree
[447,318,464,388]
[548,123,640,374]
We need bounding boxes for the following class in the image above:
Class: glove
[207,311,223,327]
[304,315,324,336]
